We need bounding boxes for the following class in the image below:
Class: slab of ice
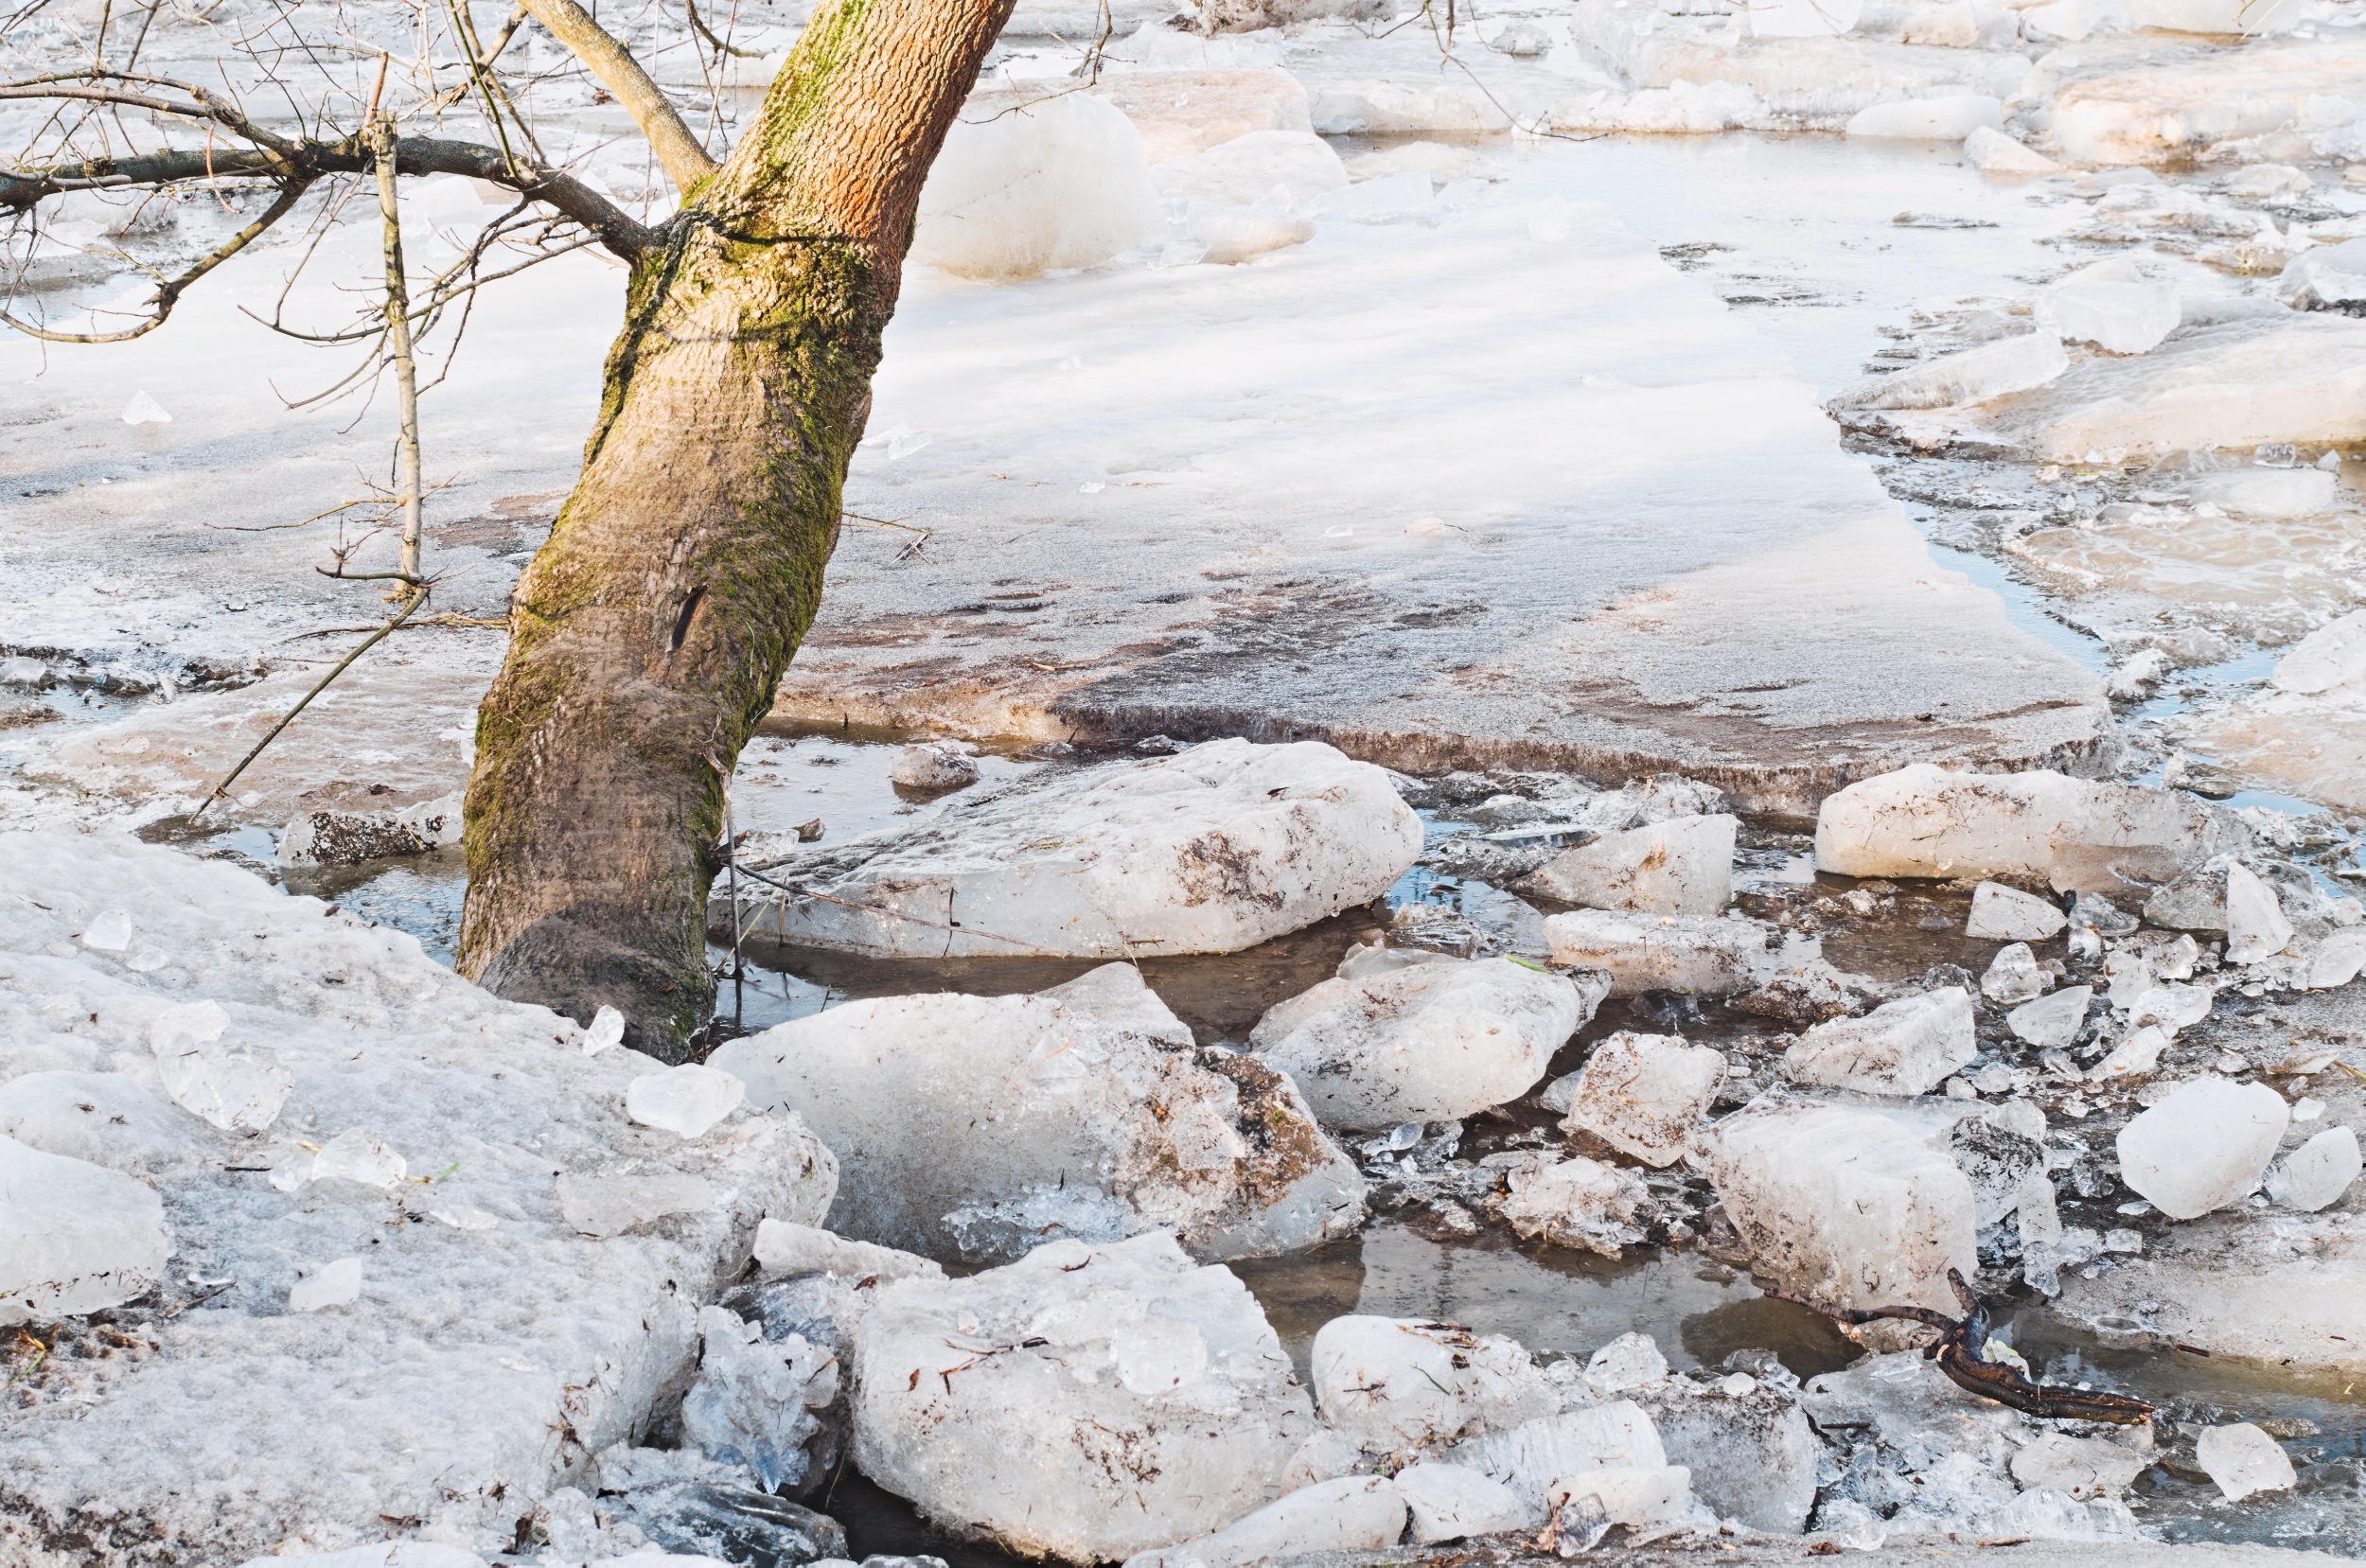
[850,1232,1313,1562]
[2225,861,2296,964]
[1520,814,1737,918]
[2050,39,2361,165]
[1548,1465,1693,1530]
[2276,237,2366,313]
[909,94,1163,282]
[2041,280,2181,356]
[2196,1422,2297,1501]
[1541,910,1771,996]
[2116,1078,2289,1219]
[0,1133,170,1325]
[1251,956,1593,1131]
[1964,125,2060,173]
[1491,1154,1659,1258]
[1152,130,1349,207]
[2192,467,2338,521]
[2009,1433,2149,1499]
[1967,881,2068,941]
[0,1070,217,1177]
[1829,332,2066,412]
[149,996,292,1131]
[1395,1461,1531,1542]
[1845,94,2003,140]
[1186,203,1315,265]
[626,1065,747,1139]
[2269,610,2366,696]
[1639,1383,1818,1533]
[725,741,1421,960]
[1705,1105,1977,1320]
[711,964,1363,1263]
[750,1219,944,1284]
[1557,1031,1724,1167]
[1783,987,1975,1096]
[1443,1402,1667,1515]
[1121,1475,1407,1568]
[2267,1127,2360,1212]
[556,1171,722,1238]
[1585,1332,1670,1394]
[1310,1315,1557,1451]
[1814,764,2234,895]
[1980,943,2049,1004]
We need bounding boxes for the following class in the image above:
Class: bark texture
[455,0,1015,1052]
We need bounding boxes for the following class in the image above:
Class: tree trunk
[455,0,1015,1054]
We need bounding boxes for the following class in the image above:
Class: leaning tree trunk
[455,0,1015,1053]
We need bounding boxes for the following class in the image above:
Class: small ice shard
[2196,1422,2297,1501]
[1491,1153,1658,1258]
[1395,1461,1532,1543]
[1557,1031,1724,1167]
[1584,1331,1669,1394]
[1844,95,2003,141]
[890,742,980,791]
[1967,882,2067,941]
[2127,982,2212,1036]
[79,909,133,951]
[583,1005,626,1056]
[120,390,170,425]
[2105,648,2173,701]
[2116,1079,2288,1219]
[1980,943,2049,1004]
[2091,1023,2169,1081]
[2224,863,2295,964]
[309,1129,407,1189]
[2269,610,2366,696]
[289,1257,363,1313]
[2266,1127,2360,1211]
[1519,814,1737,917]
[627,1065,746,1139]
[1,1135,170,1325]
[1782,987,1975,1096]
[429,1206,501,1230]
[1311,1315,1555,1450]
[1964,125,2059,174]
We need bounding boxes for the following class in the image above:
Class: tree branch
[512,0,718,193]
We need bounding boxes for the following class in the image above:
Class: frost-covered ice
[1542,909,1772,996]
[2196,1422,2298,1502]
[2116,1078,2290,1220]
[849,1232,1312,1564]
[1705,1104,1977,1321]
[709,963,1363,1263]
[721,741,1422,959]
[1556,1031,1723,1166]
[0,1133,170,1325]
[1521,814,1737,917]
[1249,953,1596,1131]
[1309,1315,1556,1451]
[0,832,836,1563]
[1782,987,1976,1096]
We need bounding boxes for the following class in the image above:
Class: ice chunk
[1520,814,1736,917]
[584,1005,626,1056]
[2009,1433,2149,1499]
[1121,1475,1406,1568]
[1746,0,1864,38]
[2276,238,2366,313]
[1584,1332,1669,1394]
[230,1549,486,1568]
[1814,764,2233,896]
[2043,280,2181,357]
[612,1480,846,1567]
[2193,467,2338,521]
[680,1305,841,1494]
[1845,95,2003,141]
[1557,1031,1723,1167]
[2269,610,2366,695]
[714,965,1361,1263]
[751,1219,943,1283]
[1640,1383,1819,1533]
[1490,1153,1658,1258]
[289,1257,362,1313]
[1249,956,1595,1131]
[2266,1126,2360,1211]
[2225,862,2295,963]
[1311,1315,1557,1450]
[1965,126,2059,174]
[1152,130,1348,207]
[556,1170,719,1238]
[2116,1079,2288,1219]
[909,94,1162,281]
[1395,1461,1532,1542]
[1445,1403,1667,1515]
[2307,928,2366,989]
[0,1134,170,1325]
[2092,1024,2169,1082]
[1541,909,1770,996]
[2127,982,2211,1036]
[2196,1422,2296,1501]
[1185,203,1315,265]
[851,1232,1313,1563]
[730,740,1421,960]
[1783,988,1975,1097]
[1829,333,2066,412]
[278,793,463,867]
[79,908,133,951]
[149,998,291,1132]
[889,743,979,791]
[1967,882,2067,942]
[1548,1465,1692,1529]
[120,390,170,425]
[308,1129,406,1189]
[1704,1105,1977,1322]
[1981,943,2049,1004]
[0,1071,214,1177]
[627,1065,747,1139]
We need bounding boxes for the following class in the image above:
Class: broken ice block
[2266,1126,2360,1211]
[120,390,170,425]
[1520,814,1737,917]
[2307,928,2366,989]
[1395,1461,1532,1543]
[79,909,132,951]
[583,1005,626,1056]
[751,1219,942,1283]
[1964,126,2059,174]
[1185,203,1314,265]
[1830,332,2067,412]
[889,743,979,791]
[1445,1402,1669,1515]
[1152,129,1348,207]
[289,1257,362,1313]
[2224,862,2295,963]
[627,1065,746,1139]
[1547,1465,1693,1529]
[1121,1476,1407,1568]
[1584,1332,1669,1394]
[309,1129,406,1189]
[2009,1433,2149,1499]
[1557,1031,1723,1166]
[1745,0,1864,39]
[1845,95,2003,141]
[1491,1154,1658,1258]
[1311,1315,1554,1450]
[1541,909,1770,996]
[1782,988,1975,1097]
[680,1305,841,1494]
[556,1170,718,1238]
[909,93,1162,282]
[0,1134,170,1325]
[1967,882,2067,941]
[2042,280,2181,356]
[2196,1422,2296,1501]
[2116,1078,2288,1219]
[2269,609,2366,695]
[2193,467,2337,520]
[1980,943,2049,1004]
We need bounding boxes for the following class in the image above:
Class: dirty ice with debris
[6,0,2366,1560]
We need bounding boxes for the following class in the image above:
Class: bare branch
[512,0,717,192]
[0,178,306,344]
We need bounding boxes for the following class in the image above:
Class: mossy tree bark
[454,0,1014,1053]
